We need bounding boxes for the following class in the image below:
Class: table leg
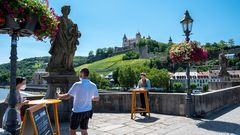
[53,103,60,135]
[131,92,134,119]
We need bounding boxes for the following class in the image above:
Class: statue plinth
[43,74,78,122]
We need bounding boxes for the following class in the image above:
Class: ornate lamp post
[1,29,29,135]
[180,10,194,117]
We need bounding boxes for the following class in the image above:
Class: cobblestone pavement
[59,104,240,135]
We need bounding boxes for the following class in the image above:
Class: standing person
[4,77,29,120]
[58,68,99,135]
[137,72,151,116]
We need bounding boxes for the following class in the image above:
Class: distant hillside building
[114,32,157,58]
[171,70,240,89]
[32,69,48,85]
[122,32,142,47]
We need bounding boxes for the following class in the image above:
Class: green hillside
[75,54,150,75]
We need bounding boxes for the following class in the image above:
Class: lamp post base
[2,107,21,135]
[185,95,193,117]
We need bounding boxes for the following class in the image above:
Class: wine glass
[56,87,61,95]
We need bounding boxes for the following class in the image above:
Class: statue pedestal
[44,73,78,122]
[209,81,240,91]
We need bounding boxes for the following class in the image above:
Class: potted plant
[0,0,59,40]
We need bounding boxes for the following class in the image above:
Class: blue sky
[0,0,240,64]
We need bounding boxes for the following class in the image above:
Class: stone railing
[193,85,240,117]
[93,92,186,115]
[1,86,240,126]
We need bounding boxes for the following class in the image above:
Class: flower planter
[0,16,7,34]
[20,14,38,36]
[3,15,20,30]
[0,17,5,27]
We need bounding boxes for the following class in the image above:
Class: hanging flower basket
[0,17,5,27]
[20,14,38,36]
[0,0,59,40]
[169,41,208,64]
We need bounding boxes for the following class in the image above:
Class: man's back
[68,79,99,113]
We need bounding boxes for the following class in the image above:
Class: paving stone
[98,124,125,132]
[59,104,240,135]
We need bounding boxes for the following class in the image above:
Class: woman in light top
[137,72,151,116]
[4,77,29,119]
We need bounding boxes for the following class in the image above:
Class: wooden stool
[130,89,150,119]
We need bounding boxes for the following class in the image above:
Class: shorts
[70,110,93,130]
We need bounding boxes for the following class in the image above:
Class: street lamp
[1,21,32,134]
[180,10,193,43]
[180,10,194,117]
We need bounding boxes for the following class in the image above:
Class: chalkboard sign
[21,104,53,135]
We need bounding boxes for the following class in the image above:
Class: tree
[176,67,184,72]
[122,51,140,60]
[236,62,240,70]
[190,83,197,90]
[118,67,137,89]
[112,67,120,85]
[89,72,109,89]
[173,82,184,92]
[228,39,235,47]
[202,84,208,92]
[148,68,170,89]
[88,51,95,62]
[107,47,114,56]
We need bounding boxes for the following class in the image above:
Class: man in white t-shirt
[58,68,99,135]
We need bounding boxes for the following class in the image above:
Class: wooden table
[27,99,62,135]
[130,89,150,119]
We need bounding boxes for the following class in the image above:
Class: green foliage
[190,83,197,90]
[148,57,171,70]
[87,47,115,63]
[112,67,120,85]
[118,67,137,89]
[236,62,240,70]
[89,72,109,89]
[147,68,170,89]
[137,39,168,53]
[229,58,240,67]
[76,54,149,75]
[113,65,170,90]
[173,82,184,93]
[176,67,184,72]
[202,84,208,92]
[122,51,140,60]
[73,56,88,67]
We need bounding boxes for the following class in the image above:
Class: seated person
[4,77,29,120]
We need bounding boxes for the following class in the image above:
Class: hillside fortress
[114,32,167,58]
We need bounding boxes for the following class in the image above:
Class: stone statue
[218,51,230,80]
[47,5,81,74]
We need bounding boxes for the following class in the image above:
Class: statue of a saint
[218,51,230,79]
[47,5,81,74]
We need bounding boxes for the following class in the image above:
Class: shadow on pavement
[206,103,240,120]
[135,116,159,123]
[197,120,240,133]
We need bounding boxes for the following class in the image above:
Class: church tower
[136,32,141,42]
[168,36,173,44]
[122,34,128,47]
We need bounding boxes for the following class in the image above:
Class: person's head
[79,68,89,79]
[16,77,26,90]
[140,72,146,80]
[61,5,71,16]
